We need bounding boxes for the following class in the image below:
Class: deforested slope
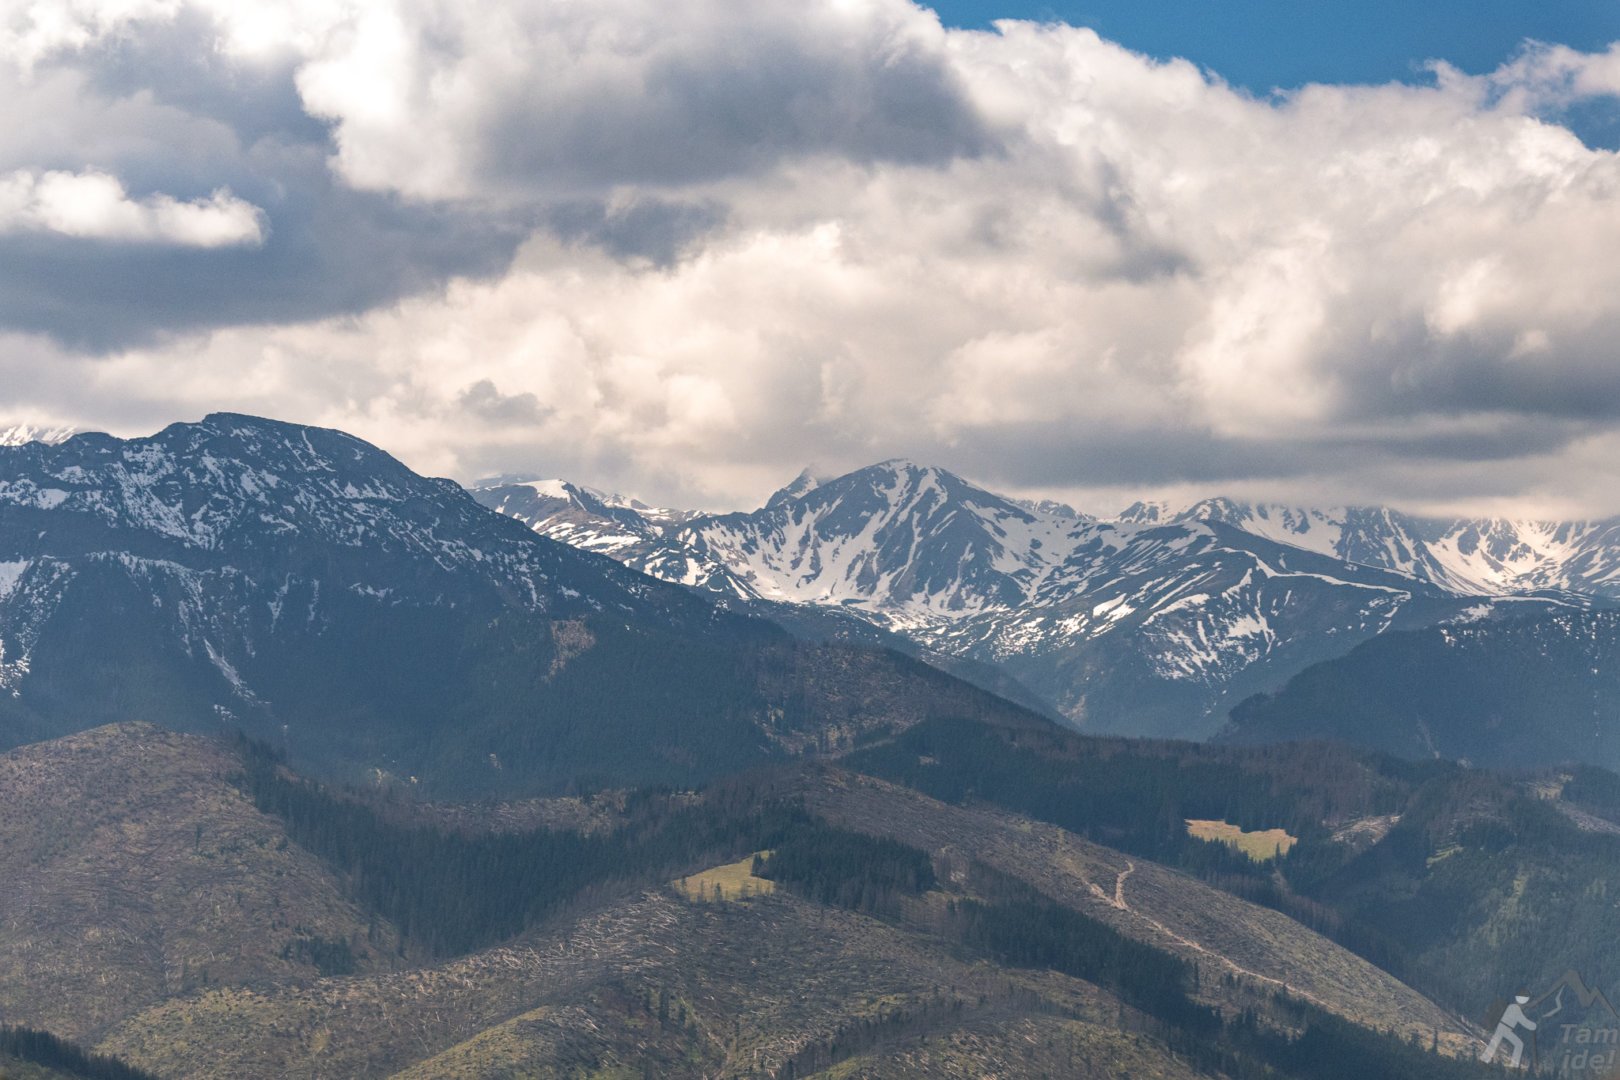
[0,723,402,1040]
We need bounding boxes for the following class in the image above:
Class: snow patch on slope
[0,560,28,600]
[0,638,26,693]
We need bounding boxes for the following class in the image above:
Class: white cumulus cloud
[0,168,264,246]
[1,0,1619,515]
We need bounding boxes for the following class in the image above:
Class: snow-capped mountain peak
[1164,498,1620,599]
[515,478,576,501]
[670,459,1091,620]
[1117,500,1177,524]
[764,467,826,510]
[0,423,75,447]
[471,475,746,594]
[1012,496,1087,521]
[0,413,715,715]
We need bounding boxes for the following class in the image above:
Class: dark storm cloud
[1375,331,1620,424]
[546,199,728,266]
[71,8,330,148]
[915,414,1594,492]
[458,380,553,425]
[0,153,525,351]
[0,16,527,350]
[471,18,995,195]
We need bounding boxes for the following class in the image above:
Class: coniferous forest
[0,1027,158,1080]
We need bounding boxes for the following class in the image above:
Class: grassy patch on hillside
[1186,819,1297,862]
[673,854,777,902]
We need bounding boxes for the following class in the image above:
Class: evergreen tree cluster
[952,896,1214,1033]
[1295,768,1620,1014]
[0,1027,158,1080]
[279,932,359,977]
[843,717,1379,867]
[235,737,806,956]
[755,824,937,917]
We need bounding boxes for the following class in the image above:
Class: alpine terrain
[475,463,1595,738]
[0,416,1049,795]
[0,414,1603,1080]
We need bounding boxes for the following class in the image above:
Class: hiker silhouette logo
[1483,971,1620,1073]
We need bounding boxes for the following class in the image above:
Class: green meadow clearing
[1186,819,1297,862]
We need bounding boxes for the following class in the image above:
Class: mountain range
[0,413,1614,1077]
[0,416,1046,795]
[474,462,1612,738]
[5,414,1612,768]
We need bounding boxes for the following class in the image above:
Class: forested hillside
[0,721,1514,1078]
[844,716,1620,1018]
[1222,609,1620,771]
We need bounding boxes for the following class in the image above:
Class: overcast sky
[4,0,1620,517]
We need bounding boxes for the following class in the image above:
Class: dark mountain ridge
[1221,608,1620,772]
